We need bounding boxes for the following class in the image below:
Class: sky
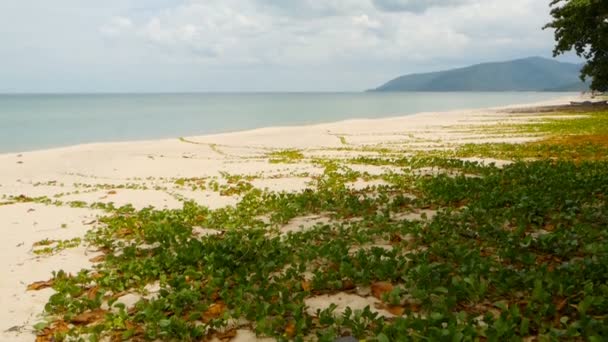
[0,0,579,93]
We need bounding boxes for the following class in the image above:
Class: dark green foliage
[546,0,608,92]
[37,159,608,341]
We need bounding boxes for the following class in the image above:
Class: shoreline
[0,94,580,157]
[0,93,586,341]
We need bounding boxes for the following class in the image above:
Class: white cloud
[372,0,471,13]
[100,16,133,36]
[99,0,554,69]
[352,14,381,29]
[0,0,567,92]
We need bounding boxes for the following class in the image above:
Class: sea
[0,92,573,153]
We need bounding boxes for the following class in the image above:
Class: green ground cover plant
[28,108,608,341]
[268,150,306,164]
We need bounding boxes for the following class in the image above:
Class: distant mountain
[370,57,588,92]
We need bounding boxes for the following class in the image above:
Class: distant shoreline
[0,93,579,157]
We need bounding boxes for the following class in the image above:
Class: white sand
[0,95,580,341]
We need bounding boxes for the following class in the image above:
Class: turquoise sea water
[0,92,572,153]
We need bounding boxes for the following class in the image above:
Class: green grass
[425,110,608,162]
[33,237,82,256]
[268,149,305,164]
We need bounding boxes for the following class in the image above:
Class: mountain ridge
[370,57,588,92]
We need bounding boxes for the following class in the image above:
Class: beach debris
[70,309,107,325]
[384,305,406,316]
[27,279,54,291]
[284,322,296,337]
[35,321,70,342]
[89,254,106,263]
[86,286,100,300]
[203,301,226,322]
[301,280,312,292]
[5,325,23,333]
[371,281,394,300]
[214,329,238,341]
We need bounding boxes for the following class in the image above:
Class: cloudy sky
[0,0,576,93]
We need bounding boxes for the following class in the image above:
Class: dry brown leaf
[301,280,312,292]
[409,303,422,313]
[555,297,568,312]
[71,309,107,325]
[89,254,106,263]
[91,272,103,280]
[386,305,406,316]
[86,286,100,300]
[109,291,129,300]
[215,329,238,341]
[115,228,133,238]
[390,234,403,243]
[342,279,356,291]
[285,322,296,337]
[371,282,393,300]
[27,279,54,291]
[203,301,226,322]
[36,321,69,342]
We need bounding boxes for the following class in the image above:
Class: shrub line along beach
[2,94,608,341]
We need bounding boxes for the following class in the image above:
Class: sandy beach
[0,95,583,341]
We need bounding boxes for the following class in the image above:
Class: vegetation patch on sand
[268,149,306,164]
[27,108,608,341]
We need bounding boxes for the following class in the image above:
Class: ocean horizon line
[0,90,580,96]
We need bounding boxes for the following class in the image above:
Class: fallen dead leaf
[390,233,403,243]
[86,286,100,300]
[214,329,238,341]
[110,291,129,300]
[285,322,296,337]
[71,309,107,325]
[89,254,106,263]
[36,321,70,342]
[91,272,103,280]
[301,280,312,292]
[409,303,422,313]
[342,279,356,291]
[115,228,133,238]
[27,279,54,291]
[371,282,394,300]
[203,302,226,322]
[386,305,405,316]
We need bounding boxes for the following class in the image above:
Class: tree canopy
[545,0,608,92]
